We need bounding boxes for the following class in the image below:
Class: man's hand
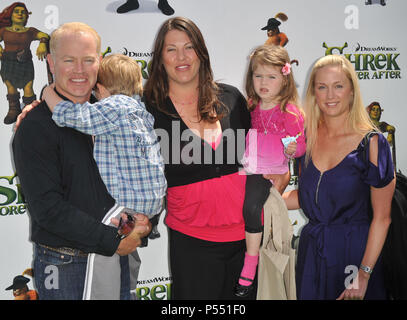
[14,100,42,131]
[112,213,151,256]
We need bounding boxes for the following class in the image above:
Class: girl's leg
[236,174,272,295]
[240,232,262,287]
[245,231,262,256]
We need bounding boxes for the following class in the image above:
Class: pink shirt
[242,103,305,174]
[165,134,246,242]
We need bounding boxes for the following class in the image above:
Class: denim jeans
[33,244,130,300]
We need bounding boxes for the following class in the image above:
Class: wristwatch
[360,264,373,275]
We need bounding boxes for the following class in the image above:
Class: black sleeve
[235,86,251,132]
[12,117,120,256]
[219,83,251,132]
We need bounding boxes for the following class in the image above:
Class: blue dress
[296,133,394,300]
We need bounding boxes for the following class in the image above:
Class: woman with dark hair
[0,2,48,124]
[144,16,290,299]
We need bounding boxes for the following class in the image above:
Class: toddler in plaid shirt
[42,53,167,218]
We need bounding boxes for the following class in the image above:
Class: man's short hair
[49,22,101,57]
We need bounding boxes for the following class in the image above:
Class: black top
[12,92,120,256]
[146,83,251,188]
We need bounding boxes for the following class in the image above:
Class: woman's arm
[282,189,300,210]
[337,135,395,300]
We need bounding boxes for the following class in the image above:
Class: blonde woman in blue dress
[283,55,395,300]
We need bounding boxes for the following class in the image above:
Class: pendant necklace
[260,107,275,135]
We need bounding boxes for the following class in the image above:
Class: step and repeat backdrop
[0,0,405,300]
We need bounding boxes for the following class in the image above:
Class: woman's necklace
[169,93,198,106]
[170,92,200,123]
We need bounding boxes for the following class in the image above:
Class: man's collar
[53,87,97,103]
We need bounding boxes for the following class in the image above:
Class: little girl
[235,44,306,297]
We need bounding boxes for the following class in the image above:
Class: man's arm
[12,113,119,255]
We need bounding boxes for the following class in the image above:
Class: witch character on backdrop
[116,0,174,15]
[0,2,49,125]
[262,13,289,47]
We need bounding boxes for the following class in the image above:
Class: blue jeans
[33,244,130,300]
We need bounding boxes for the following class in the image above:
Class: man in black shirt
[12,22,150,300]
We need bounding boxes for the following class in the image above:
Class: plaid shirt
[52,94,166,216]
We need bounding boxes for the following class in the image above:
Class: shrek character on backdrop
[116,0,174,15]
[262,13,289,47]
[366,101,396,169]
[0,2,48,125]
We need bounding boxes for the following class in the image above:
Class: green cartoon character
[366,101,396,169]
[0,2,49,124]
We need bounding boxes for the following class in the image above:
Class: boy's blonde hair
[98,54,143,97]
[304,54,377,165]
[245,44,300,113]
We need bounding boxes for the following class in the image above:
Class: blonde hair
[304,54,377,164]
[97,54,143,97]
[49,22,101,58]
[245,44,300,113]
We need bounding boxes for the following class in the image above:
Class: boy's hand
[42,83,56,102]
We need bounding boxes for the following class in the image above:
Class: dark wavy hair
[0,2,30,28]
[144,16,226,122]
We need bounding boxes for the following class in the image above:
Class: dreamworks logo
[355,43,397,52]
[102,46,153,80]
[322,42,401,80]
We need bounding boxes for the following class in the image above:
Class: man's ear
[47,54,55,74]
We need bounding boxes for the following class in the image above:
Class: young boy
[43,53,166,217]
[42,53,167,299]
